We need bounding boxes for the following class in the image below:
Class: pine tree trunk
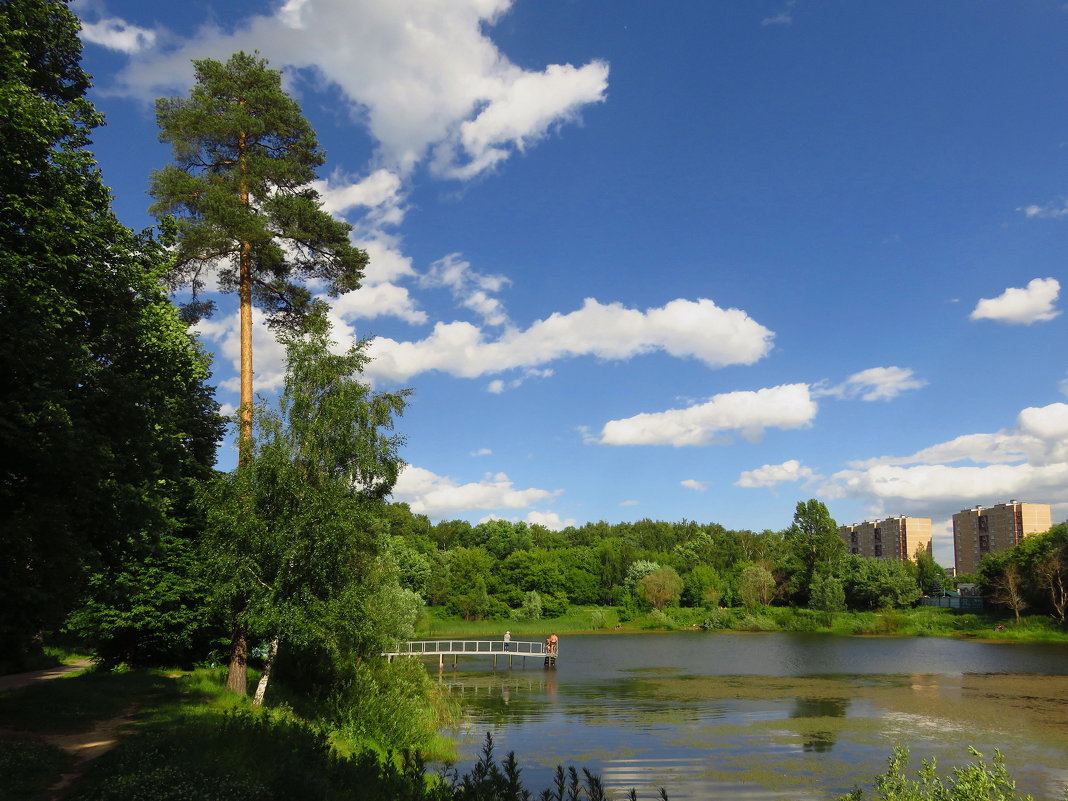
[237,120,254,467]
[252,637,280,706]
[226,623,249,695]
[238,237,253,466]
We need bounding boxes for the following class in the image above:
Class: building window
[978,515,988,532]
[979,535,990,553]
[874,543,882,557]
[850,532,858,543]
[874,528,882,542]
[851,547,859,554]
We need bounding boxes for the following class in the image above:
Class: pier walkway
[383,639,557,669]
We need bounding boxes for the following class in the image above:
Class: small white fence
[383,639,556,668]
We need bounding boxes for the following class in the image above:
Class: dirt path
[0,659,92,693]
[1,660,137,799]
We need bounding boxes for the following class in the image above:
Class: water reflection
[790,697,851,753]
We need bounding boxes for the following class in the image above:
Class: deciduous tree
[784,499,846,604]
[0,0,220,667]
[199,310,409,700]
[639,567,683,611]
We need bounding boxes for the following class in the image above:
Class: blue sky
[72,0,1068,565]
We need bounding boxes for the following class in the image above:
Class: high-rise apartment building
[952,501,1051,575]
[839,516,932,562]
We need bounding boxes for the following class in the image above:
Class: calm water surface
[435,632,1068,800]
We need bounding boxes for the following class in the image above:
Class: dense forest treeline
[374,501,940,621]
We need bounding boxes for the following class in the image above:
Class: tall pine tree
[150,51,367,694]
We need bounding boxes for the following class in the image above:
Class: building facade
[839,516,933,562]
[952,501,1051,575]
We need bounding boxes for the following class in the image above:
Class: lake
[434,631,1068,800]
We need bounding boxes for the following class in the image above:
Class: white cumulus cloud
[108,0,607,179]
[736,459,816,488]
[79,16,156,53]
[680,479,708,492]
[599,383,817,447]
[822,401,1068,516]
[366,297,774,384]
[392,465,559,517]
[969,277,1061,325]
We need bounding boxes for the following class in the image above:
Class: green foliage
[200,313,410,696]
[734,613,779,632]
[683,564,723,608]
[641,609,676,630]
[150,51,366,328]
[324,659,453,752]
[738,565,776,609]
[810,573,847,615]
[842,555,920,611]
[914,548,945,596]
[512,590,543,621]
[980,524,1068,625]
[65,533,222,667]
[500,548,567,597]
[638,567,683,611]
[838,745,1053,801]
[624,560,661,592]
[784,499,846,604]
[0,0,222,667]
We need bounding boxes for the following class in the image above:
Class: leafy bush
[768,607,823,632]
[511,590,542,621]
[701,608,735,630]
[538,592,570,619]
[326,658,455,751]
[838,745,1057,801]
[589,610,609,629]
[734,614,779,632]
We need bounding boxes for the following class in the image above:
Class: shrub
[735,614,779,632]
[701,608,734,630]
[539,592,570,619]
[589,610,609,629]
[839,745,1049,801]
[511,591,542,621]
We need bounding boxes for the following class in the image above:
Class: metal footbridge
[383,639,558,669]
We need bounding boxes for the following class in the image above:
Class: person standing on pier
[503,630,511,651]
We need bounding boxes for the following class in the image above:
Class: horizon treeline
[372,500,955,621]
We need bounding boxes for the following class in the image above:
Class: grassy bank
[0,666,625,801]
[417,605,1068,643]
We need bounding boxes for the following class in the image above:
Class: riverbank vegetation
[383,498,1068,643]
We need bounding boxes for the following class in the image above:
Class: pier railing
[383,639,557,667]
